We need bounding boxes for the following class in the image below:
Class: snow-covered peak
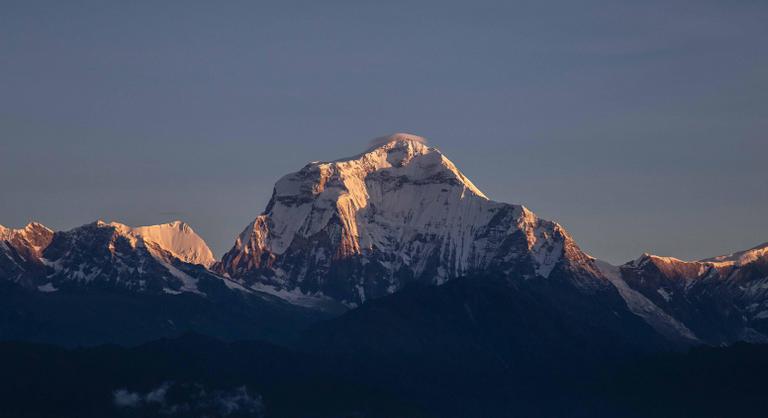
[130,221,216,267]
[222,133,589,306]
[25,221,52,233]
[625,253,714,281]
[0,222,53,240]
[83,220,215,267]
[259,133,490,257]
[363,132,429,154]
[314,133,487,197]
[0,222,54,251]
[275,133,485,202]
[0,224,14,241]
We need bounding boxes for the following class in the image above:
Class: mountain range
[2,133,765,349]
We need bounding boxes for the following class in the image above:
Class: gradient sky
[1,0,766,264]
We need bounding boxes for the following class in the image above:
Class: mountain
[0,222,54,285]
[129,221,216,267]
[0,220,332,346]
[1,220,221,294]
[210,133,689,369]
[218,134,607,307]
[216,133,768,347]
[599,243,768,345]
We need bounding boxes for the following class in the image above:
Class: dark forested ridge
[1,333,766,418]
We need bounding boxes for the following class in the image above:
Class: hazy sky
[1,0,766,264]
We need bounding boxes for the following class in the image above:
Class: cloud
[113,381,170,408]
[145,381,172,404]
[213,386,263,416]
[113,382,263,417]
[368,133,427,149]
[113,389,142,407]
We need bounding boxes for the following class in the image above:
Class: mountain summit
[218,134,601,306]
[118,220,216,268]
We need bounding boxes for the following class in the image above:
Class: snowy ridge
[250,134,489,257]
[632,241,768,271]
[701,242,768,267]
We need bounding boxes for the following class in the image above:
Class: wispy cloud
[368,133,427,149]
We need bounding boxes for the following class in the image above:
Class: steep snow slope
[220,134,605,306]
[128,221,215,267]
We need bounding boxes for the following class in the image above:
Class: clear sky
[1,0,766,264]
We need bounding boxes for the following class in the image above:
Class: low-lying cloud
[113,388,143,408]
[113,382,263,417]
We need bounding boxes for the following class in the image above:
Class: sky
[1,0,766,264]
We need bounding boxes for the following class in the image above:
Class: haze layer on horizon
[1,0,766,264]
